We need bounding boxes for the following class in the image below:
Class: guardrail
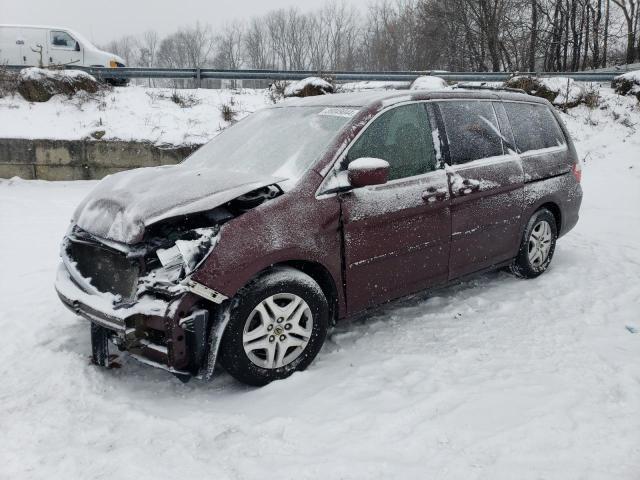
[4,65,623,83]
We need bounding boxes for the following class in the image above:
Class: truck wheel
[91,323,110,367]
[219,267,329,386]
[510,208,558,279]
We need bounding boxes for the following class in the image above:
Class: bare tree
[102,0,631,79]
[612,0,638,63]
[102,35,138,66]
[245,18,274,69]
[215,22,245,69]
[138,30,159,67]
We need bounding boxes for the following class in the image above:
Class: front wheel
[510,208,558,279]
[219,267,329,386]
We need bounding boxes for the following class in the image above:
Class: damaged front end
[55,183,284,380]
[55,223,228,380]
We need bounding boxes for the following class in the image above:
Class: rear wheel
[219,267,329,386]
[510,208,558,278]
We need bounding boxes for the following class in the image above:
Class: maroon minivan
[55,88,582,385]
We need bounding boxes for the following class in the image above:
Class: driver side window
[346,103,436,181]
[50,31,76,49]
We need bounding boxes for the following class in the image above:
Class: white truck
[0,24,125,69]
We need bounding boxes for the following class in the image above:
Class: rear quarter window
[503,102,566,154]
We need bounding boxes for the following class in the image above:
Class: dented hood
[73,164,285,244]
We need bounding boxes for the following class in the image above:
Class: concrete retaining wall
[0,138,199,180]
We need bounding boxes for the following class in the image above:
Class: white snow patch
[284,77,333,97]
[409,76,449,91]
[539,77,585,105]
[349,157,389,170]
[19,67,96,82]
[338,80,409,92]
[0,86,269,146]
[615,69,640,83]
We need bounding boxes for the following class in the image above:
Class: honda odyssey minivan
[55,88,582,386]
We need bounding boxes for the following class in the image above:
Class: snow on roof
[0,24,99,51]
[278,88,537,109]
[1,24,75,31]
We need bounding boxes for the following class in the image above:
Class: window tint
[346,103,435,181]
[437,101,504,164]
[503,102,566,153]
[50,31,76,48]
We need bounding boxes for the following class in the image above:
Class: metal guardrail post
[196,68,201,89]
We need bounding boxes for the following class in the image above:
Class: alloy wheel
[242,293,313,369]
[528,220,553,269]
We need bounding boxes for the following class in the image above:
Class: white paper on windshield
[318,108,359,118]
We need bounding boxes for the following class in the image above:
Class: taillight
[572,162,582,183]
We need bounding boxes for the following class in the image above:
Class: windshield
[184,106,354,181]
[66,29,98,51]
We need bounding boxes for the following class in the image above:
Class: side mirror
[347,158,390,188]
[75,41,80,52]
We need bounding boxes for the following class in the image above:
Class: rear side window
[437,101,504,164]
[503,102,566,153]
[346,103,436,181]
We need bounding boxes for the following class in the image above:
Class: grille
[67,241,140,300]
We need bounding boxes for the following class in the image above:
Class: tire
[510,208,558,279]
[219,266,329,386]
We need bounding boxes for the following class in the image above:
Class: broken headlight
[155,227,218,280]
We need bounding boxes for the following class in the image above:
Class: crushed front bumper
[55,263,208,376]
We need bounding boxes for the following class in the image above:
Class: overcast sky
[4,0,372,45]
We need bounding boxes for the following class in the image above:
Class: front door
[47,30,82,66]
[436,100,524,279]
[338,103,451,313]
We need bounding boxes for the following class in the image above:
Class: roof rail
[453,82,527,94]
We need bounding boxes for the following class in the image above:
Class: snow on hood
[73,164,285,244]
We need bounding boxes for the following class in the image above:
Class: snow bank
[17,67,102,103]
[19,67,95,82]
[0,86,269,146]
[612,70,640,99]
[284,77,334,97]
[538,77,586,106]
[615,69,640,83]
[409,75,449,91]
[505,75,591,107]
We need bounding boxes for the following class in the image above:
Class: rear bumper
[55,263,204,375]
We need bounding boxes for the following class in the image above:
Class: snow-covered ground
[0,89,639,479]
[0,85,269,145]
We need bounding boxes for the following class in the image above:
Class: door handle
[422,187,448,203]
[457,178,481,196]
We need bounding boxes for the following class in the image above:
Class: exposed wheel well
[538,202,562,233]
